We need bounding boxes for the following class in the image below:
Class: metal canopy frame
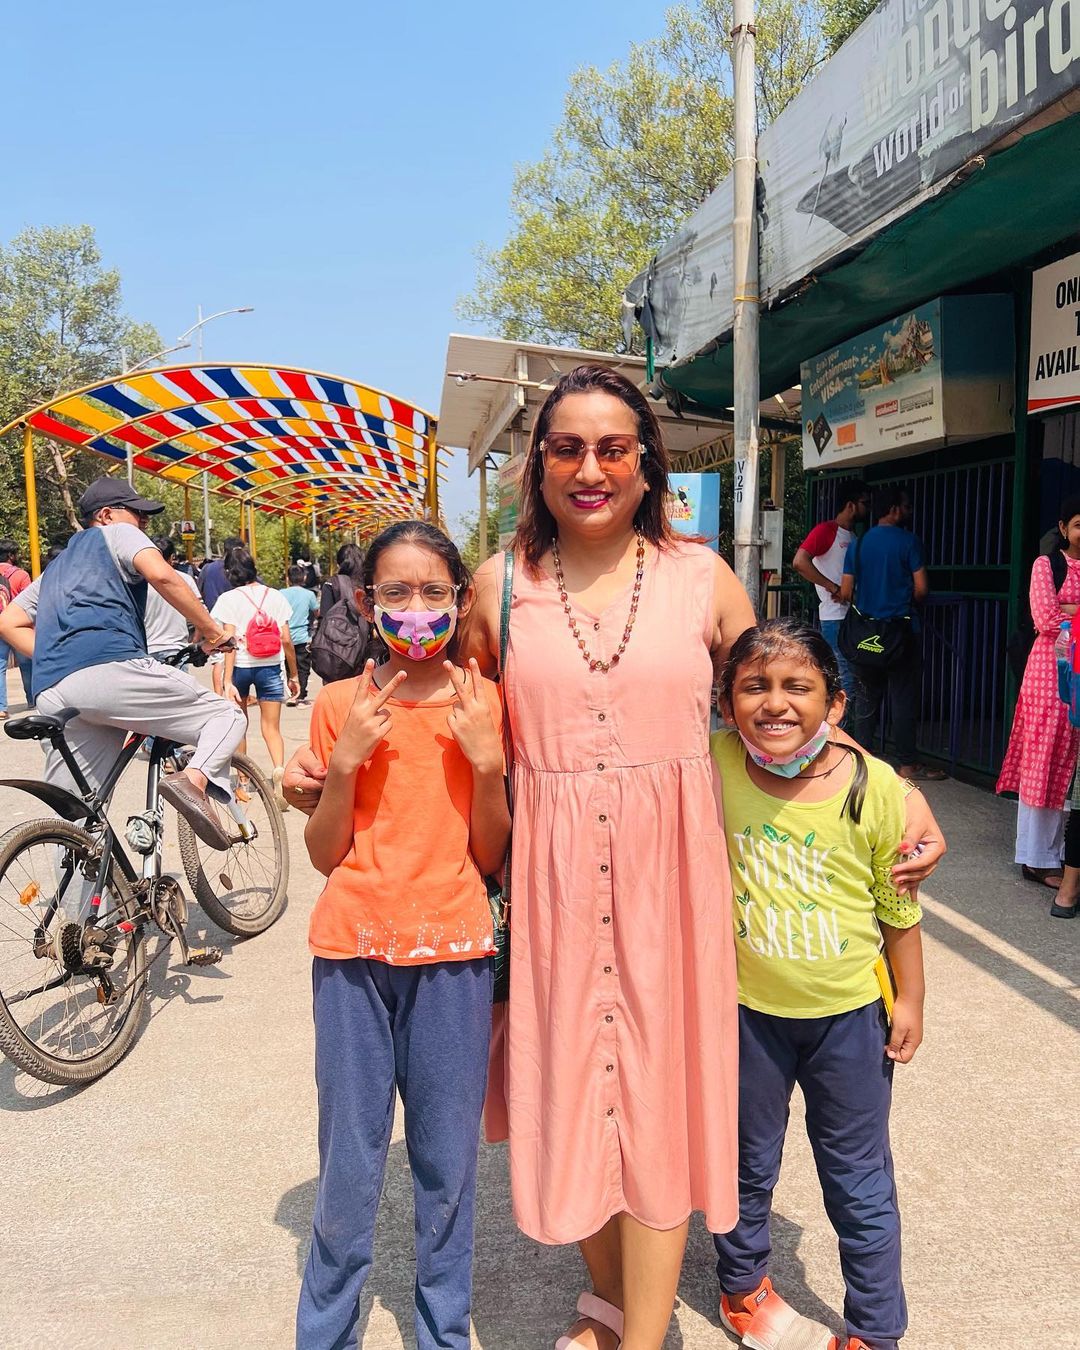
[3,362,440,574]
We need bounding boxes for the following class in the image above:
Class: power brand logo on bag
[857,633,885,654]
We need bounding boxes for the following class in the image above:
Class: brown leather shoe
[159,774,232,851]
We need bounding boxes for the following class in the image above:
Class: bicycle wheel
[0,819,147,1085]
[178,753,289,937]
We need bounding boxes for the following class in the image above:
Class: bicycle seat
[4,707,80,741]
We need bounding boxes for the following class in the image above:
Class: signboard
[1029,249,1080,414]
[667,473,721,550]
[633,0,1080,369]
[179,518,196,540]
[801,295,1014,469]
[497,456,523,551]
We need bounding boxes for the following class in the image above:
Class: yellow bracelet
[901,778,919,796]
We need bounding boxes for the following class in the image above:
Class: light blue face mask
[738,720,832,778]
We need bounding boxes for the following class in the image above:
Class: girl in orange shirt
[296,521,509,1350]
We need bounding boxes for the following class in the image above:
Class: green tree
[821,0,876,52]
[457,477,501,574]
[461,0,827,352]
[0,225,161,547]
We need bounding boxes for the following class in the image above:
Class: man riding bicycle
[0,478,246,850]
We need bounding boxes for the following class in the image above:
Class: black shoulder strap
[1050,548,1068,593]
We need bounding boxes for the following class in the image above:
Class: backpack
[240,586,283,659]
[310,574,376,683]
[1006,549,1068,684]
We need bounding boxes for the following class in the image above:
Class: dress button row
[597,763,605,771]
[602,915,611,925]
[598,814,607,823]
[606,1063,614,1072]
[598,712,606,722]
[606,1107,614,1116]
[600,864,609,874]
[603,965,612,974]
[604,1014,614,1023]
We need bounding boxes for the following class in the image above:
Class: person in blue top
[279,565,319,705]
[0,478,246,849]
[839,485,944,782]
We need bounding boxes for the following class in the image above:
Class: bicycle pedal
[186,946,223,966]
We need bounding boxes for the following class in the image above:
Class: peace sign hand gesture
[334,660,408,772]
[445,659,502,777]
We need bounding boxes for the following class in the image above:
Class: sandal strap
[576,1291,625,1338]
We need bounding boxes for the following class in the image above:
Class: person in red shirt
[792,480,870,696]
[0,538,33,717]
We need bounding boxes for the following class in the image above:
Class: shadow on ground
[276,1138,841,1348]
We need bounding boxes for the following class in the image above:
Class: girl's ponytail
[841,744,869,824]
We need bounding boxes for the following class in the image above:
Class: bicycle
[0,644,289,1085]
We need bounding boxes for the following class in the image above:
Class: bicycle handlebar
[160,639,237,669]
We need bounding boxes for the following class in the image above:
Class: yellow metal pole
[183,485,194,564]
[282,512,289,584]
[23,425,41,577]
[427,436,439,519]
[248,503,258,563]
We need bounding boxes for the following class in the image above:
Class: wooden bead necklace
[551,532,646,673]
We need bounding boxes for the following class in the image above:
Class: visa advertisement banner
[800,295,1013,469]
[667,473,720,551]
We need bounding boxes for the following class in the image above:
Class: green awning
[660,114,1080,415]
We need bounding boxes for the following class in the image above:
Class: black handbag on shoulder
[485,550,515,1003]
[837,533,913,669]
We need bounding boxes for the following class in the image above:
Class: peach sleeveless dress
[494,540,739,1245]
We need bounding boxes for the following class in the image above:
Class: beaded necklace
[551,532,646,673]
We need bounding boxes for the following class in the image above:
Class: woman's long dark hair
[513,364,678,569]
[721,618,867,823]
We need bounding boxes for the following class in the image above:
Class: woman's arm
[281,626,300,696]
[1030,554,1067,636]
[881,921,925,1062]
[457,555,502,678]
[709,553,757,674]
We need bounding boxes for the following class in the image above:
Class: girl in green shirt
[710,618,925,1350]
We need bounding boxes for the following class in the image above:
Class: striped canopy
[15,363,438,530]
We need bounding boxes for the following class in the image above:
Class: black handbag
[486,550,514,1003]
[837,533,912,669]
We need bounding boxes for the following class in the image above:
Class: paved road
[0,668,1076,1348]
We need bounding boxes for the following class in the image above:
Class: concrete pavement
[0,665,1077,1349]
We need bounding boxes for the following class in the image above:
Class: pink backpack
[240,587,283,659]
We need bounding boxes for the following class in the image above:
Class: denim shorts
[231,664,285,702]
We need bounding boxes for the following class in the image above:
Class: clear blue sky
[2,0,667,534]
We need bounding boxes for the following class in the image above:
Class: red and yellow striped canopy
[13,363,438,530]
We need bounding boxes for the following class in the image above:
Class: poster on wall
[800,294,1014,470]
[1029,250,1080,414]
[497,456,523,551]
[667,473,720,551]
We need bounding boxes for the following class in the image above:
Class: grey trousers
[36,657,247,802]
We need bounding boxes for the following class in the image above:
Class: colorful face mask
[374,606,457,661]
[738,720,831,778]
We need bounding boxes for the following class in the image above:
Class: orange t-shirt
[306,673,502,965]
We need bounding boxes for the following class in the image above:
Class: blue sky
[2,0,666,533]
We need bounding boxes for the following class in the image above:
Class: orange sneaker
[720,1277,833,1349]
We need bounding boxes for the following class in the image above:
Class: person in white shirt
[145,537,202,660]
[792,478,870,697]
[210,549,299,805]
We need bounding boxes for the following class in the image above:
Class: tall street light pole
[732,0,761,611]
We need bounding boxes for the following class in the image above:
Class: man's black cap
[78,477,165,521]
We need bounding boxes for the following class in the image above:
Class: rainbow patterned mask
[374,606,457,661]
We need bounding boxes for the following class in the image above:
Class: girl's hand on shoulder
[445,658,502,776]
[334,661,407,771]
[885,996,923,1063]
[892,788,946,894]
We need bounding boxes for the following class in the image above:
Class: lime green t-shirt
[710,730,921,1018]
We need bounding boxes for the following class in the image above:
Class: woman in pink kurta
[997,520,1080,880]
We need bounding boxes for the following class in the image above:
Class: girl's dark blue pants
[296,955,493,1350]
[714,1001,906,1350]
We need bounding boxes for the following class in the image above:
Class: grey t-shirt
[144,569,200,654]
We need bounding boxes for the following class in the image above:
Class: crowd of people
[6,359,1076,1349]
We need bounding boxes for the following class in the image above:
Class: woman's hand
[892,789,946,894]
[282,745,327,815]
[334,661,407,773]
[225,682,243,707]
[445,659,502,775]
